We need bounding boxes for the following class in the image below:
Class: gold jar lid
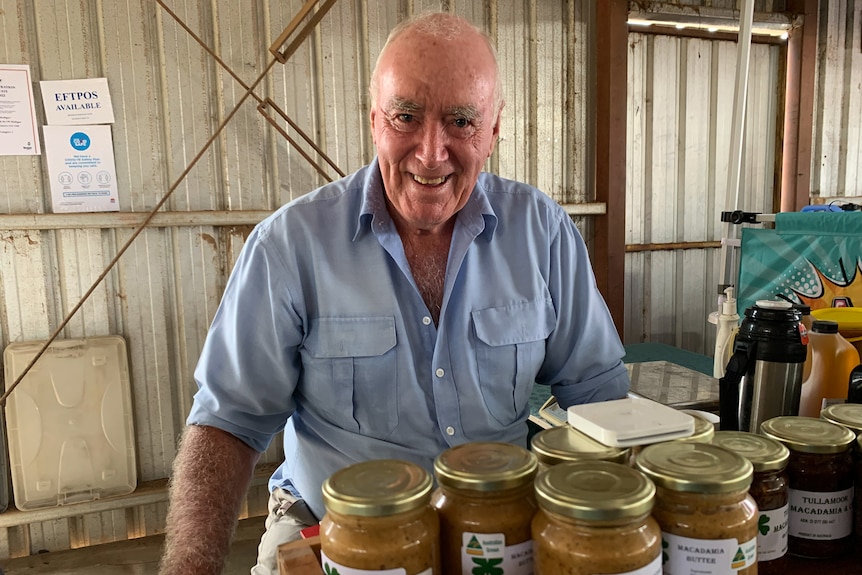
[530,426,630,466]
[434,442,537,492]
[820,403,862,434]
[535,460,655,522]
[635,442,752,493]
[322,459,432,517]
[712,431,789,472]
[675,410,716,443]
[761,416,856,454]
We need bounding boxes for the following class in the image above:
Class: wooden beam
[782,0,818,211]
[594,0,628,336]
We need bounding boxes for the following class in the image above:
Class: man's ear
[488,103,504,157]
[370,107,377,145]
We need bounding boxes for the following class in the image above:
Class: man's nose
[415,124,449,166]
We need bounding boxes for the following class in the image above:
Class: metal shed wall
[0,0,594,558]
[812,0,862,200]
[624,31,782,355]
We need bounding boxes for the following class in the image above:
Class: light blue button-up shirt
[188,159,629,519]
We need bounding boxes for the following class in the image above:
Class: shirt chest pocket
[302,316,398,439]
[472,299,555,425]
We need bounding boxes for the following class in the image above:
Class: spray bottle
[713,286,740,378]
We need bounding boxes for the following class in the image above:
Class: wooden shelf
[277,536,322,575]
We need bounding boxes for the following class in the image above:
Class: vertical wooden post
[782,0,818,212]
[594,0,628,337]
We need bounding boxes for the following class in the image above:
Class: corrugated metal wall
[0,0,594,558]
[0,0,859,559]
[812,0,862,199]
[624,31,782,354]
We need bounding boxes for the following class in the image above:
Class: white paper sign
[40,77,114,125]
[43,124,120,212]
[0,64,41,155]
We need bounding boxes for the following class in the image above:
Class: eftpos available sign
[43,125,119,212]
[40,77,114,125]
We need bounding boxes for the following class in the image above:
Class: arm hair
[158,424,260,575]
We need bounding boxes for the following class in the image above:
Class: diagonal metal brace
[257,98,345,182]
[270,0,341,63]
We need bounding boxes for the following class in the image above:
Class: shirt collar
[354,157,498,242]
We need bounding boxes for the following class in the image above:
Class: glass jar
[761,416,855,558]
[635,442,758,574]
[821,403,862,545]
[319,459,440,574]
[857,435,862,546]
[532,460,661,574]
[530,425,630,470]
[677,409,716,443]
[431,442,537,575]
[820,403,862,434]
[712,430,790,574]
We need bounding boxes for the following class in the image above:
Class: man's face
[370,29,501,233]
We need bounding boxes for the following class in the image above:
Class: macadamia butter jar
[530,425,630,470]
[532,460,661,575]
[431,442,538,575]
[636,441,758,575]
[320,459,440,574]
[761,415,855,558]
[712,430,790,575]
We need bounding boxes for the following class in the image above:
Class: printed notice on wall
[43,124,119,212]
[0,64,41,155]
[40,77,115,125]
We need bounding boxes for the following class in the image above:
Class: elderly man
[159,11,628,575]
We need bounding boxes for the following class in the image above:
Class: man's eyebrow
[385,97,421,113]
[447,105,481,121]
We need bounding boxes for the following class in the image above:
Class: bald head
[370,12,503,116]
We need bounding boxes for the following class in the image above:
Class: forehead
[376,30,497,108]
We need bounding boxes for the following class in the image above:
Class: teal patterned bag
[736,212,862,315]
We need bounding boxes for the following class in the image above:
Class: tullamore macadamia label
[662,532,756,574]
[789,487,853,540]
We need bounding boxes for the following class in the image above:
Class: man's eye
[397,113,414,123]
[453,118,469,128]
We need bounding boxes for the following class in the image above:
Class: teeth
[413,174,446,185]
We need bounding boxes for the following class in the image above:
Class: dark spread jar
[635,442,758,574]
[532,460,661,574]
[858,435,862,545]
[821,403,862,545]
[431,442,538,575]
[712,430,790,574]
[530,425,630,470]
[319,459,440,574]
[761,416,855,558]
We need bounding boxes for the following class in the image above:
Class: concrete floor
[1,517,264,575]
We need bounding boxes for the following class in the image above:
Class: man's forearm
[159,424,260,575]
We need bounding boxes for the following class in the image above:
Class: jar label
[788,487,853,540]
[662,533,756,574]
[460,533,533,575]
[757,504,789,561]
[320,551,432,575]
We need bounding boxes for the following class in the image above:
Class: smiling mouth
[412,174,448,185]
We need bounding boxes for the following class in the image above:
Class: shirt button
[435,368,445,378]
[422,316,431,325]
[446,426,455,436]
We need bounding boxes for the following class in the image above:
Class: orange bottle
[799,320,861,417]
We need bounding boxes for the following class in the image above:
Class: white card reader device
[567,396,696,447]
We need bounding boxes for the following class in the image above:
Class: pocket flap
[472,299,555,346]
[306,316,397,358]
